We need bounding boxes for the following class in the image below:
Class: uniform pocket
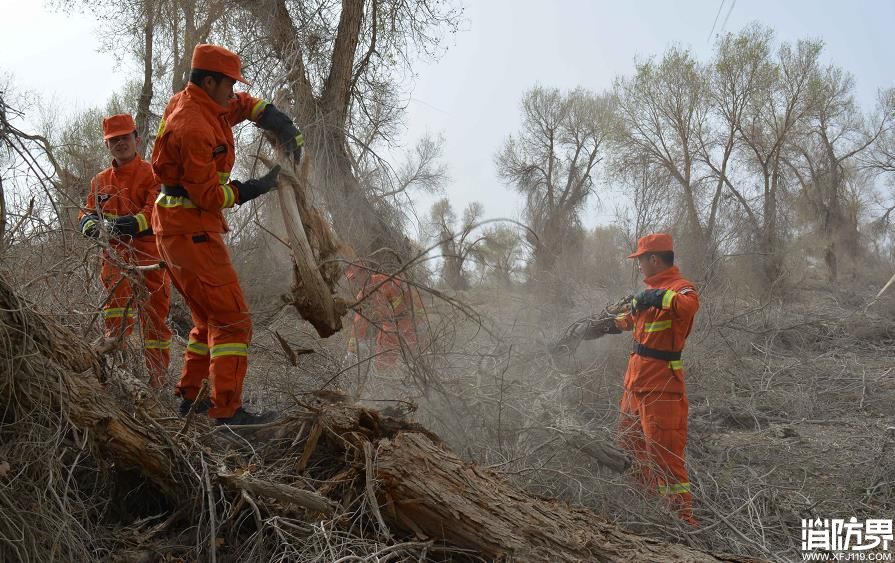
[192,232,237,286]
[642,393,687,454]
[645,398,682,430]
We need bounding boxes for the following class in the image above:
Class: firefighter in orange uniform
[79,114,171,388]
[151,44,303,425]
[613,233,699,525]
[347,268,426,372]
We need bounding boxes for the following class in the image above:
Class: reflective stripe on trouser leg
[156,233,251,418]
[141,266,172,388]
[639,391,692,520]
[206,282,252,419]
[100,261,137,342]
[658,482,691,495]
[177,326,210,401]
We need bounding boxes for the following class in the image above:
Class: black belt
[633,342,681,362]
[161,185,189,197]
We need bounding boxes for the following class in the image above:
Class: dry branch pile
[0,276,761,562]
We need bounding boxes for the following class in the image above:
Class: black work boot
[215,407,277,427]
[178,398,212,417]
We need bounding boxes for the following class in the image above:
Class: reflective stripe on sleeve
[156,118,167,138]
[144,339,171,350]
[210,342,248,358]
[134,213,149,233]
[661,290,676,310]
[221,184,236,208]
[250,100,269,121]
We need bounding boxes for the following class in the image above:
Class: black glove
[79,214,100,238]
[582,317,622,340]
[285,132,303,161]
[106,215,140,237]
[257,104,304,160]
[597,316,623,335]
[632,289,667,313]
[233,165,281,204]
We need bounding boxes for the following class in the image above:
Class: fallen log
[217,471,337,515]
[0,277,196,502]
[309,401,763,563]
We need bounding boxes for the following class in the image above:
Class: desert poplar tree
[497,86,613,282]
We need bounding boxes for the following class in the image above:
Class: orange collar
[184,82,230,118]
[644,265,682,288]
[111,154,143,173]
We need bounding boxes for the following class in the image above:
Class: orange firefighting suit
[614,266,699,522]
[151,82,271,418]
[80,156,171,387]
[352,273,426,370]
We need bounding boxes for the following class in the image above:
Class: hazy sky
[3,0,894,231]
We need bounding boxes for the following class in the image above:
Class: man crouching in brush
[611,233,700,526]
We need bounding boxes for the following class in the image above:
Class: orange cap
[102,114,136,140]
[627,233,674,258]
[191,44,250,85]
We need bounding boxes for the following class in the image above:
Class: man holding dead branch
[79,113,171,388]
[613,233,700,526]
[150,44,303,426]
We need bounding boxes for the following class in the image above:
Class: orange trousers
[100,248,171,387]
[618,390,695,524]
[156,232,251,418]
[373,318,425,369]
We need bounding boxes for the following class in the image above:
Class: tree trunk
[440,240,467,290]
[247,0,416,262]
[171,4,196,93]
[0,176,6,255]
[762,172,780,284]
[135,0,155,153]
[309,122,414,259]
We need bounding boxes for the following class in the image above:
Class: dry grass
[321,279,895,561]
